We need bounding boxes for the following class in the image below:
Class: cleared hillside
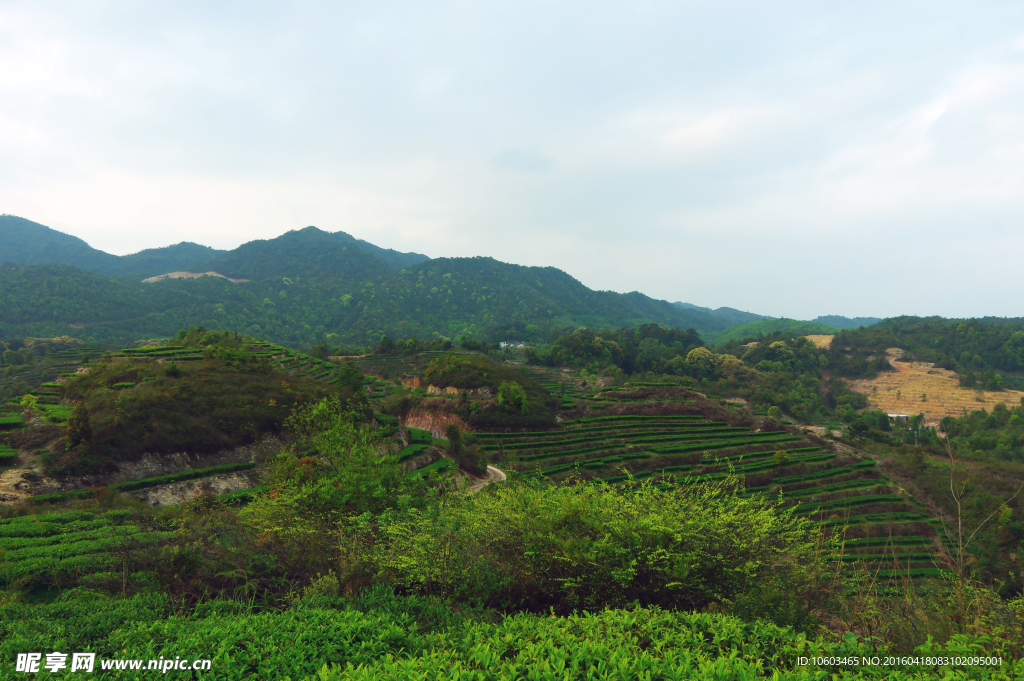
[849,349,1024,424]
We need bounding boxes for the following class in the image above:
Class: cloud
[490,148,556,173]
[2,1,1024,319]
[659,106,785,151]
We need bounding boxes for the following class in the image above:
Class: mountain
[812,315,882,329]
[673,304,881,332]
[0,215,225,278]
[673,302,767,326]
[113,242,225,277]
[186,227,429,280]
[186,227,394,282]
[0,221,733,348]
[0,216,428,279]
[0,215,122,273]
[354,237,430,269]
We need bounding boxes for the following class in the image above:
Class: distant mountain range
[0,214,881,348]
[0,215,430,278]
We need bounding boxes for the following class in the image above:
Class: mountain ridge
[0,219,727,347]
[0,215,429,279]
[0,215,880,348]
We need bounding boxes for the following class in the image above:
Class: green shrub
[729,576,818,634]
[407,427,432,444]
[216,485,271,504]
[363,478,821,614]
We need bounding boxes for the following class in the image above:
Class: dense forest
[2,217,882,350]
[0,223,743,347]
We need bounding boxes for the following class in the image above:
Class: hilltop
[0,215,225,278]
[0,215,428,278]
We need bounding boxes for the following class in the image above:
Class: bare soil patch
[804,335,834,349]
[848,348,1024,425]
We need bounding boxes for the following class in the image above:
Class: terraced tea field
[0,509,172,590]
[0,346,97,399]
[849,349,1024,424]
[480,410,950,583]
[513,365,587,402]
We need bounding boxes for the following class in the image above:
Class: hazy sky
[3,1,1024,320]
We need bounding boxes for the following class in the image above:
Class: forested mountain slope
[673,301,767,326]
[1,215,123,273]
[0,216,880,349]
[187,226,426,280]
[0,216,428,279]
[0,227,730,347]
[0,215,224,278]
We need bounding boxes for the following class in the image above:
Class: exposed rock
[141,271,249,284]
[64,436,287,489]
[425,384,491,397]
[132,470,262,507]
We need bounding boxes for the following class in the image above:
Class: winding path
[467,465,507,493]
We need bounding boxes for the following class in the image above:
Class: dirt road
[467,465,507,493]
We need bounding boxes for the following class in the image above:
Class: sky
[2,1,1024,320]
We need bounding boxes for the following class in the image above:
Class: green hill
[673,301,767,326]
[0,216,883,350]
[49,333,367,476]
[0,215,224,278]
[0,215,122,273]
[704,318,840,345]
[113,242,224,277]
[812,314,882,329]
[187,226,400,281]
[0,224,734,347]
[0,216,428,279]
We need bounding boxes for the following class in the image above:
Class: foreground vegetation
[0,393,1022,679]
[8,319,1024,678]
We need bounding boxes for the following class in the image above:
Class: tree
[260,396,406,520]
[497,381,528,414]
[766,406,782,422]
[937,437,1024,620]
[766,341,795,363]
[65,403,92,448]
[309,339,330,359]
[375,336,396,355]
[335,361,365,393]
[685,347,716,379]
